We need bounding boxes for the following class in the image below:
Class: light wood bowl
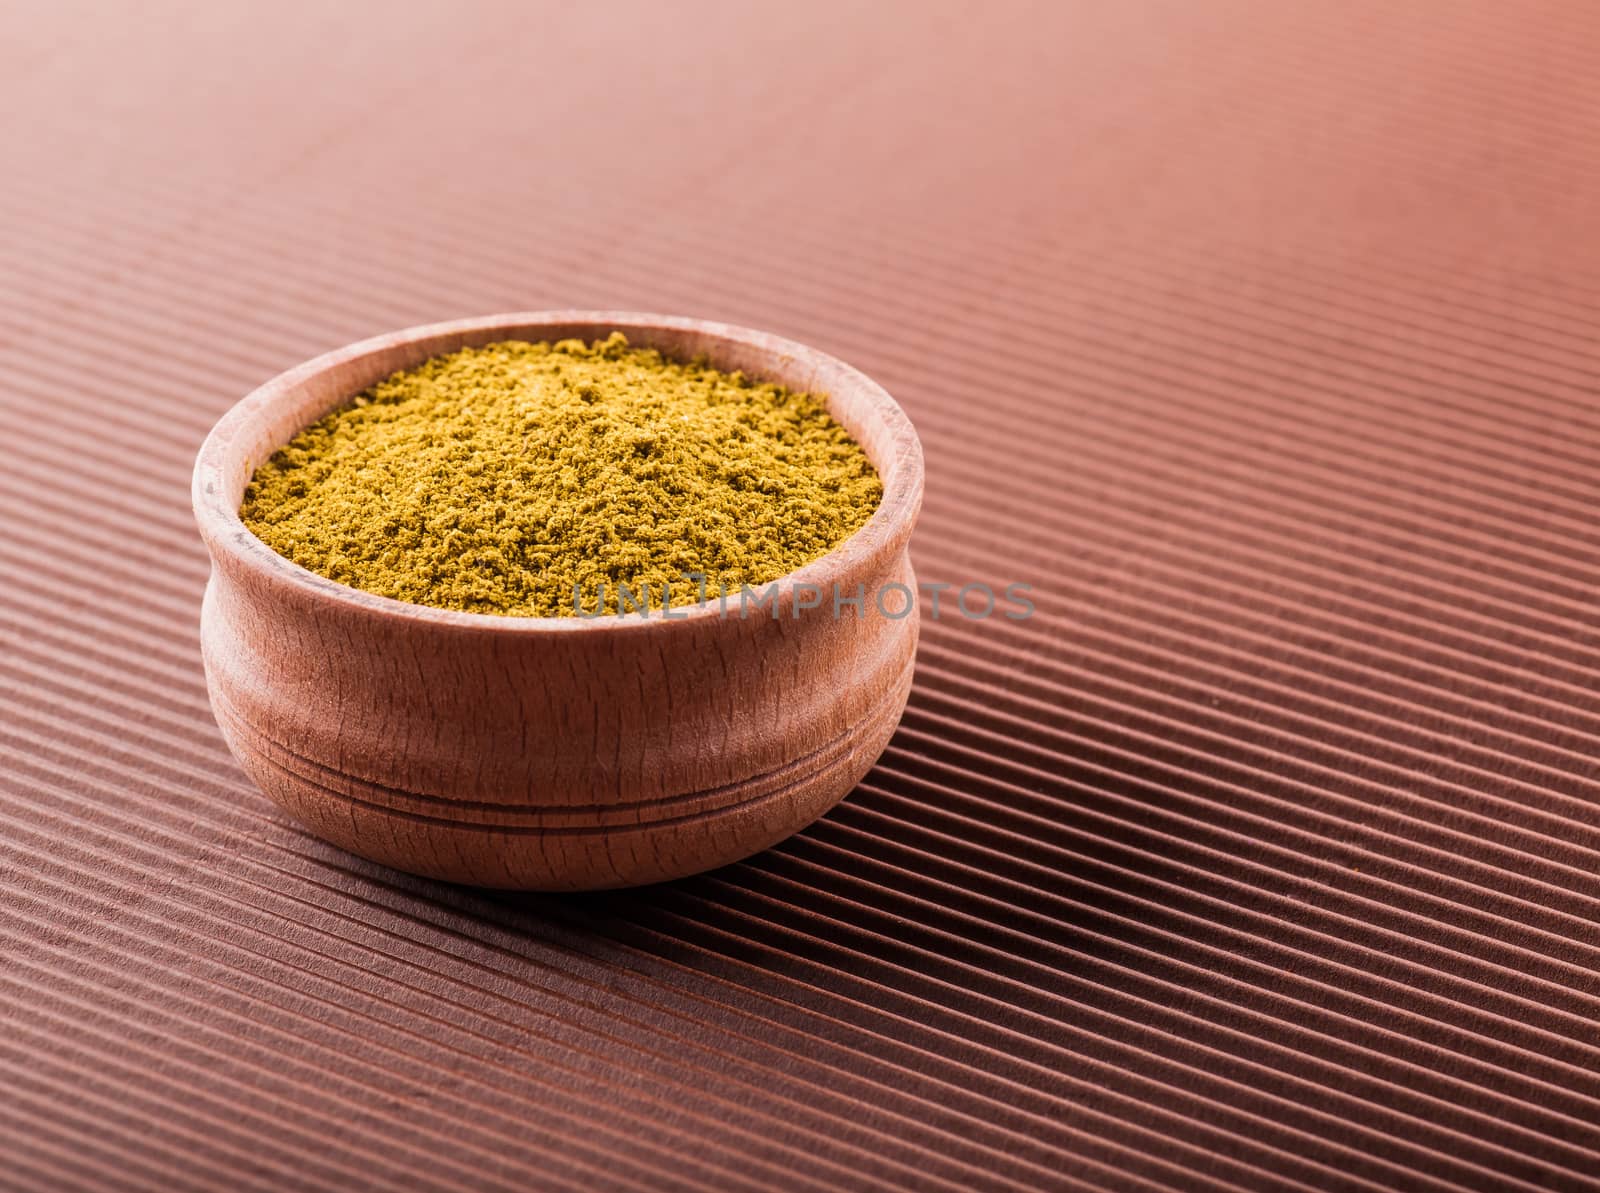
[192,313,923,889]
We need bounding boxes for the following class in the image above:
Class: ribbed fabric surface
[4,2,1600,1190]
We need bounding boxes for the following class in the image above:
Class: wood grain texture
[193,314,924,889]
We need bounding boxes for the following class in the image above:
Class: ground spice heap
[241,333,882,616]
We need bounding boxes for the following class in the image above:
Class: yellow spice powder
[240,333,882,616]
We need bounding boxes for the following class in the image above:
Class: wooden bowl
[192,313,923,890]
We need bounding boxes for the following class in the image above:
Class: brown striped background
[4,2,1600,1190]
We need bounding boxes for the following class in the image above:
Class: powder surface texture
[240,334,883,616]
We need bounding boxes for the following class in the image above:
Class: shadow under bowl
[192,311,924,889]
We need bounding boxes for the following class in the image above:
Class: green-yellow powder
[240,333,882,616]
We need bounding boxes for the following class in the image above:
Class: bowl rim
[192,311,924,635]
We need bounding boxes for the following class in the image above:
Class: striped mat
[3,2,1599,1189]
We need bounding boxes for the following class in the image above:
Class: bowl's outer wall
[194,315,924,888]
